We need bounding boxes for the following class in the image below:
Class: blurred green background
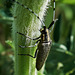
[0,0,75,75]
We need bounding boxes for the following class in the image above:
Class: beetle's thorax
[40,26,50,42]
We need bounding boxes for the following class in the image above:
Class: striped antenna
[52,0,56,32]
[12,0,45,26]
[48,0,56,32]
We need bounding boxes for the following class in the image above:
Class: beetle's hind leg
[18,48,38,58]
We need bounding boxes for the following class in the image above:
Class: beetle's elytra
[13,0,56,70]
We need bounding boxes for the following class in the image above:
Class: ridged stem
[12,0,50,75]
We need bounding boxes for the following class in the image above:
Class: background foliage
[0,0,75,75]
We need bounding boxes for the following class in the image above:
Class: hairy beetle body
[36,26,52,70]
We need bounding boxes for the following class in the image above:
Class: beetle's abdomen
[36,41,52,70]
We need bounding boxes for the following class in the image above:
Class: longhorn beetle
[12,0,57,70]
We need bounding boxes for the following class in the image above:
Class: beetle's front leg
[17,32,40,40]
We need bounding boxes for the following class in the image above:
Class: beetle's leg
[19,40,39,48]
[18,48,38,58]
[17,32,40,40]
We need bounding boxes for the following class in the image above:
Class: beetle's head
[40,26,46,33]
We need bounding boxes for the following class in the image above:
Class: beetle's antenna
[48,0,56,32]
[12,0,45,26]
[51,0,55,32]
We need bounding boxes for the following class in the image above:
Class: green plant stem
[12,0,50,75]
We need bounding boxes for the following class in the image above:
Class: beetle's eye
[40,28,44,32]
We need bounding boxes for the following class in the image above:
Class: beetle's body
[36,26,52,70]
[36,27,52,70]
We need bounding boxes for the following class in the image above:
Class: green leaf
[5,40,14,49]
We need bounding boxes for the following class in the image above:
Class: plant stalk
[12,0,50,75]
